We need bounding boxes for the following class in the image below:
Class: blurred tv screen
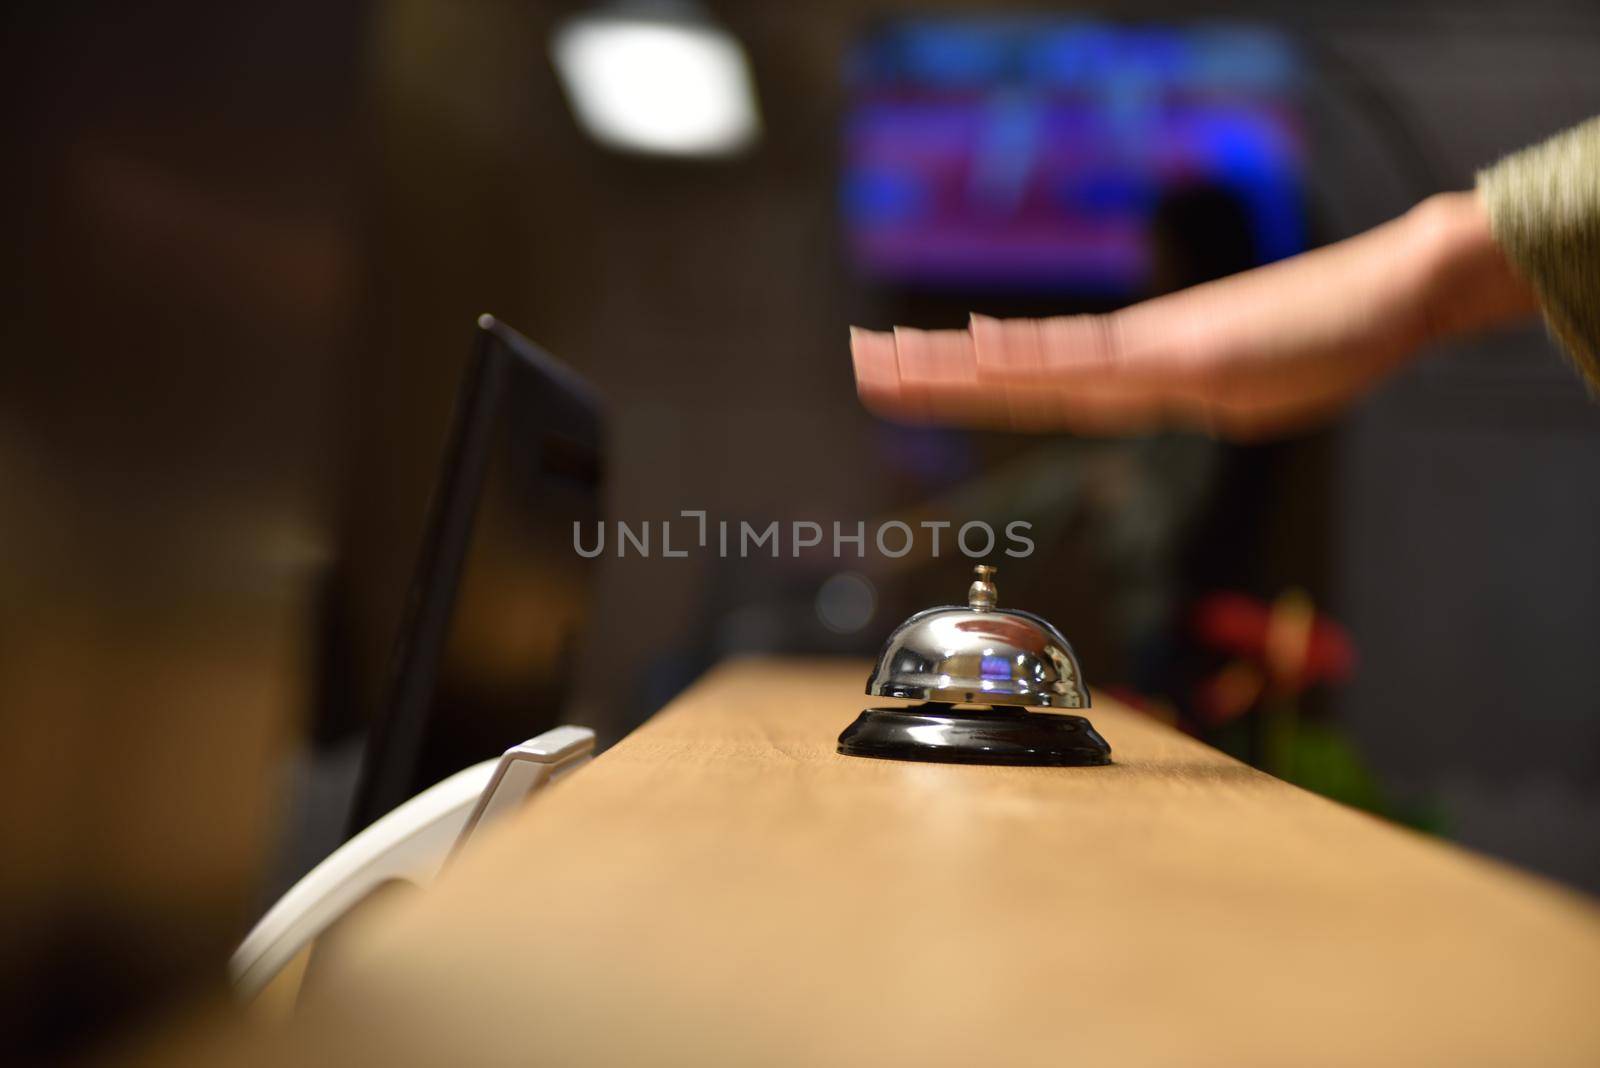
[843,19,1306,295]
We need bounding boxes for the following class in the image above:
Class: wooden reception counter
[180,658,1600,1065]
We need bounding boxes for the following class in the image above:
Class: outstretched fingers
[849,327,903,415]
[891,326,983,423]
[851,324,1008,426]
[850,313,1187,432]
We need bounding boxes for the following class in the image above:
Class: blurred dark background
[4,0,1599,1059]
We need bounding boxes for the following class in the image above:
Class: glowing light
[551,9,760,157]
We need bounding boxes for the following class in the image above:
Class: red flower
[1191,589,1355,695]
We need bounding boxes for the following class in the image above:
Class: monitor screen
[347,317,604,833]
[842,19,1306,295]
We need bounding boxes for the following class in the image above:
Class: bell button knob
[967,564,998,610]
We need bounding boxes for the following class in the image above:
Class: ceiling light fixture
[551,2,761,158]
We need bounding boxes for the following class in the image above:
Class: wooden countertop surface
[208,658,1600,1065]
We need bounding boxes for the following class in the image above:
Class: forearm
[850,137,1574,439]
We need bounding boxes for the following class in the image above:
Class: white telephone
[230,725,594,1000]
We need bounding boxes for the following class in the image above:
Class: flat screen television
[842,18,1307,295]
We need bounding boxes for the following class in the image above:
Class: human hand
[850,191,1538,439]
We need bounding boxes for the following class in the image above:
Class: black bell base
[837,704,1112,767]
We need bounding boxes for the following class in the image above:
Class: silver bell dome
[865,565,1090,709]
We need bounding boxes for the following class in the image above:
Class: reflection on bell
[837,565,1112,767]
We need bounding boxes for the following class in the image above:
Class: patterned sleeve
[1477,116,1600,393]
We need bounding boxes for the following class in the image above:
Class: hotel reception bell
[837,565,1112,767]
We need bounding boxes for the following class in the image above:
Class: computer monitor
[346,315,604,833]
